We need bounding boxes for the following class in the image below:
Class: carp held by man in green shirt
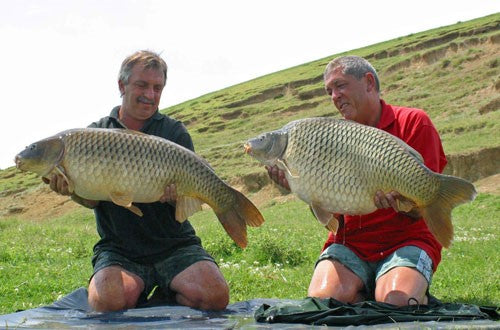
[15,112,264,250]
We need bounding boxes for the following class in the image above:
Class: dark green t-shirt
[89,106,201,264]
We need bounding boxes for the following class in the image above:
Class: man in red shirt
[267,55,446,306]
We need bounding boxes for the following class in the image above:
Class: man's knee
[88,266,144,312]
[176,278,229,310]
[375,266,429,306]
[377,289,428,306]
[308,258,366,304]
[203,282,229,310]
[88,290,128,312]
[170,261,229,310]
[308,285,364,304]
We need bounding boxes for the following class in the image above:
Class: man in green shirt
[45,50,229,312]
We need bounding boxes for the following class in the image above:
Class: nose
[331,89,341,103]
[144,86,155,99]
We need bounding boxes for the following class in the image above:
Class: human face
[324,66,374,125]
[119,63,165,123]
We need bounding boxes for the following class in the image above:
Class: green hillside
[165,13,499,181]
[1,14,499,193]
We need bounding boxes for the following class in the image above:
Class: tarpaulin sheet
[0,288,498,329]
[255,297,498,327]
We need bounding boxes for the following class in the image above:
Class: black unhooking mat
[0,288,497,329]
[255,296,499,327]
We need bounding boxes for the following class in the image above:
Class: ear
[118,80,125,96]
[364,72,377,93]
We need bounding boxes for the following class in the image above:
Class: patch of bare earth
[474,173,500,195]
[0,185,80,221]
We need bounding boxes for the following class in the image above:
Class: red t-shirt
[322,100,447,271]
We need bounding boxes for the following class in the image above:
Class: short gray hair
[324,55,380,92]
[118,50,168,85]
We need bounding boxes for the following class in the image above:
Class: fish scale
[15,128,264,248]
[245,117,476,248]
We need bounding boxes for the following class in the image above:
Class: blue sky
[1,0,498,169]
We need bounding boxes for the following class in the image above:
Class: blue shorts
[91,244,216,303]
[317,244,433,297]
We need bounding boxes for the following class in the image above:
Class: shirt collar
[109,106,163,129]
[376,99,395,130]
[110,106,120,119]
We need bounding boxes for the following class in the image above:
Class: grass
[0,193,498,315]
[0,167,39,195]
[432,194,500,305]
[0,209,97,313]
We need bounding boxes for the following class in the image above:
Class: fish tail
[420,174,477,248]
[215,187,265,249]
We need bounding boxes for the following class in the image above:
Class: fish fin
[277,158,299,178]
[54,165,74,194]
[109,191,143,217]
[310,203,339,233]
[175,196,203,222]
[214,187,265,249]
[126,205,143,217]
[420,174,476,248]
[310,203,332,225]
[325,218,339,234]
[396,198,417,213]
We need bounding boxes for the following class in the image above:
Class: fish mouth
[243,143,252,154]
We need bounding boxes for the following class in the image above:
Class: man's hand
[43,174,71,195]
[374,190,400,210]
[374,190,420,219]
[265,165,290,191]
[160,184,177,204]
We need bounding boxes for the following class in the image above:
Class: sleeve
[87,117,109,129]
[404,112,447,173]
[172,122,195,152]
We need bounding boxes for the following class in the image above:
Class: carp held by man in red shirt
[244,117,476,248]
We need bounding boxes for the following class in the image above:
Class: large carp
[15,128,264,248]
[244,117,476,248]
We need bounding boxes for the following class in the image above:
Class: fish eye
[29,143,37,151]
